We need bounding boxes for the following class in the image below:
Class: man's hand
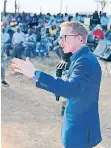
[12,57,36,78]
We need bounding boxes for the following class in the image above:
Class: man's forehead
[60,26,74,36]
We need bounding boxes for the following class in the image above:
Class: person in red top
[93,24,104,40]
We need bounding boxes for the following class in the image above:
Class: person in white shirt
[2,14,9,25]
[64,13,68,22]
[25,29,36,43]
[1,27,10,57]
[12,26,25,59]
[100,13,109,31]
[23,29,36,57]
[12,26,25,45]
[73,13,81,22]
[108,16,111,27]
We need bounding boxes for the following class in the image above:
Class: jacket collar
[70,46,90,62]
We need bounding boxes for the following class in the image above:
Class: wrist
[32,69,36,78]
[34,70,41,80]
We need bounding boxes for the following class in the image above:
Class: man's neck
[72,44,86,54]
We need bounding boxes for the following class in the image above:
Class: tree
[95,0,110,12]
[100,0,107,12]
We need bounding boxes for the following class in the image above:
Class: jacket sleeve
[36,58,93,99]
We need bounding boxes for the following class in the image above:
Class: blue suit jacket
[35,46,102,148]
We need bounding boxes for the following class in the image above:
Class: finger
[26,57,31,63]
[11,63,20,69]
[13,68,22,73]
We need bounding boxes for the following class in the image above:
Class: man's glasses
[58,34,80,42]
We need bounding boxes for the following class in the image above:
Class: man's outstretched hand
[12,57,36,78]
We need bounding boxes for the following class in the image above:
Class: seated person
[43,28,50,38]
[40,25,46,36]
[87,27,95,51]
[41,27,55,52]
[23,29,36,57]
[36,39,48,57]
[20,21,28,34]
[87,28,94,43]
[100,13,109,32]
[1,27,10,57]
[93,24,104,40]
[49,25,57,37]
[12,26,25,59]
[105,25,111,41]
[56,26,60,37]
[35,27,41,42]
[5,27,15,57]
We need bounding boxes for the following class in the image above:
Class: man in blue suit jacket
[12,21,102,148]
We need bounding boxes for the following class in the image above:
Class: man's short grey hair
[60,21,88,43]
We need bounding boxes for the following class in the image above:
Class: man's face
[59,27,82,54]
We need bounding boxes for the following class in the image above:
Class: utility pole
[100,0,106,12]
[97,1,99,12]
[40,6,42,13]
[17,0,20,13]
[94,0,110,13]
[15,0,17,15]
[3,0,7,15]
[94,0,99,12]
[65,4,68,13]
[60,0,63,13]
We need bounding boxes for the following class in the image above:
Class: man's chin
[63,50,69,53]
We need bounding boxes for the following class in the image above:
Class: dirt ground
[1,54,111,148]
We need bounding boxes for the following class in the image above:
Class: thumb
[26,57,31,63]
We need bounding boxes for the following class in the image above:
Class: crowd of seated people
[1,11,111,60]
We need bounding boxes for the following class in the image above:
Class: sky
[1,0,111,14]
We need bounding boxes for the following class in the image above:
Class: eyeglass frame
[58,34,82,42]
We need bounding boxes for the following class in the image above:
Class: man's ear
[77,35,83,42]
